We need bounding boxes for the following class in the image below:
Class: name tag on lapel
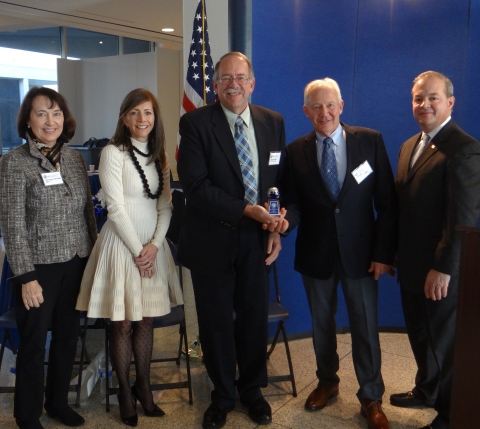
[41,171,63,186]
[351,161,373,184]
[269,151,281,165]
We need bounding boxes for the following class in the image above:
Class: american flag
[176,0,216,160]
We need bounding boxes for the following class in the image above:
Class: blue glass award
[268,187,280,216]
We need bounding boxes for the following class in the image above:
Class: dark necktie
[234,116,258,205]
[320,137,340,201]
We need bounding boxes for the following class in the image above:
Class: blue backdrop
[251,0,480,335]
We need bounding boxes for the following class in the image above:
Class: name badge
[41,171,64,186]
[351,161,373,184]
[269,151,281,165]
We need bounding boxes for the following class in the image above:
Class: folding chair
[0,290,90,397]
[267,262,297,397]
[0,304,17,393]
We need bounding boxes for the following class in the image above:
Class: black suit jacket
[177,101,286,278]
[283,123,397,280]
[396,119,480,294]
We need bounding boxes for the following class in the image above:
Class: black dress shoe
[241,395,272,425]
[390,391,433,408]
[116,394,138,427]
[202,403,233,429]
[120,413,138,427]
[15,419,44,429]
[131,384,165,417]
[45,405,85,427]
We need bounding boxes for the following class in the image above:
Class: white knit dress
[76,139,183,321]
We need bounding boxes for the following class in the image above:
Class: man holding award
[177,52,286,428]
[282,78,397,429]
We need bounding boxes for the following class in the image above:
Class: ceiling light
[162,28,174,32]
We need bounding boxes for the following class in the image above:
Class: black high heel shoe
[117,394,138,427]
[131,384,166,417]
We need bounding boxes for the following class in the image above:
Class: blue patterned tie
[320,137,340,201]
[234,116,258,205]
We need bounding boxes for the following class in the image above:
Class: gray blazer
[0,138,97,283]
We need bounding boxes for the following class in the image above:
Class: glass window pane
[67,28,118,59]
[0,27,61,56]
[124,38,151,55]
[0,47,59,153]
[0,77,22,153]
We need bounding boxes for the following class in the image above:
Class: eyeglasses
[217,76,251,85]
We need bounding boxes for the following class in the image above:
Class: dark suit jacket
[177,101,286,278]
[283,123,397,280]
[396,119,480,294]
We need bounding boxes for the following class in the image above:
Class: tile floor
[0,254,436,429]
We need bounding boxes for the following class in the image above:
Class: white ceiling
[0,0,183,46]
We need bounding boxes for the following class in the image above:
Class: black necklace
[132,146,149,157]
[129,147,164,199]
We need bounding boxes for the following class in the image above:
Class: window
[0,27,61,56]
[67,28,118,59]
[0,27,153,153]
[124,37,151,55]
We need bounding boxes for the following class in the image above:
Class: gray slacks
[302,263,385,401]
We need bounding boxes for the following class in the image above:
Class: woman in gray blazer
[0,87,97,429]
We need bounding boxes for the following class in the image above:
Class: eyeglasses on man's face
[217,75,251,85]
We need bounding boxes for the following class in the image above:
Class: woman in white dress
[76,88,182,426]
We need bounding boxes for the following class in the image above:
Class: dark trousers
[302,261,385,402]
[400,281,458,427]
[14,255,87,423]
[191,219,269,408]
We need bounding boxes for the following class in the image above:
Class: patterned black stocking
[132,317,155,410]
[109,320,135,418]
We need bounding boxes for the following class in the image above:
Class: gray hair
[304,78,343,106]
[413,71,454,98]
[213,51,255,81]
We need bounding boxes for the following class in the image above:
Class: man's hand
[261,206,289,233]
[424,269,450,300]
[22,280,44,310]
[243,204,274,223]
[265,232,282,265]
[368,261,395,280]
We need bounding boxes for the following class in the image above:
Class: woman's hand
[22,280,44,310]
[138,266,156,278]
[134,243,158,278]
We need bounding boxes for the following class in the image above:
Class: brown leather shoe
[304,385,339,411]
[360,400,390,429]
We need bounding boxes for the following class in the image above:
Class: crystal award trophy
[268,187,280,216]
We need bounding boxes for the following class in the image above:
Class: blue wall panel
[353,0,471,172]
[252,0,358,143]
[253,0,476,334]
[461,0,480,139]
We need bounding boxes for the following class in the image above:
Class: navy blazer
[283,123,397,280]
[177,101,286,278]
[396,119,480,293]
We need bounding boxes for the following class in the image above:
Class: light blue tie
[410,133,431,167]
[320,137,340,201]
[234,116,258,205]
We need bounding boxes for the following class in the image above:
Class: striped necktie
[320,137,340,201]
[234,116,258,205]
